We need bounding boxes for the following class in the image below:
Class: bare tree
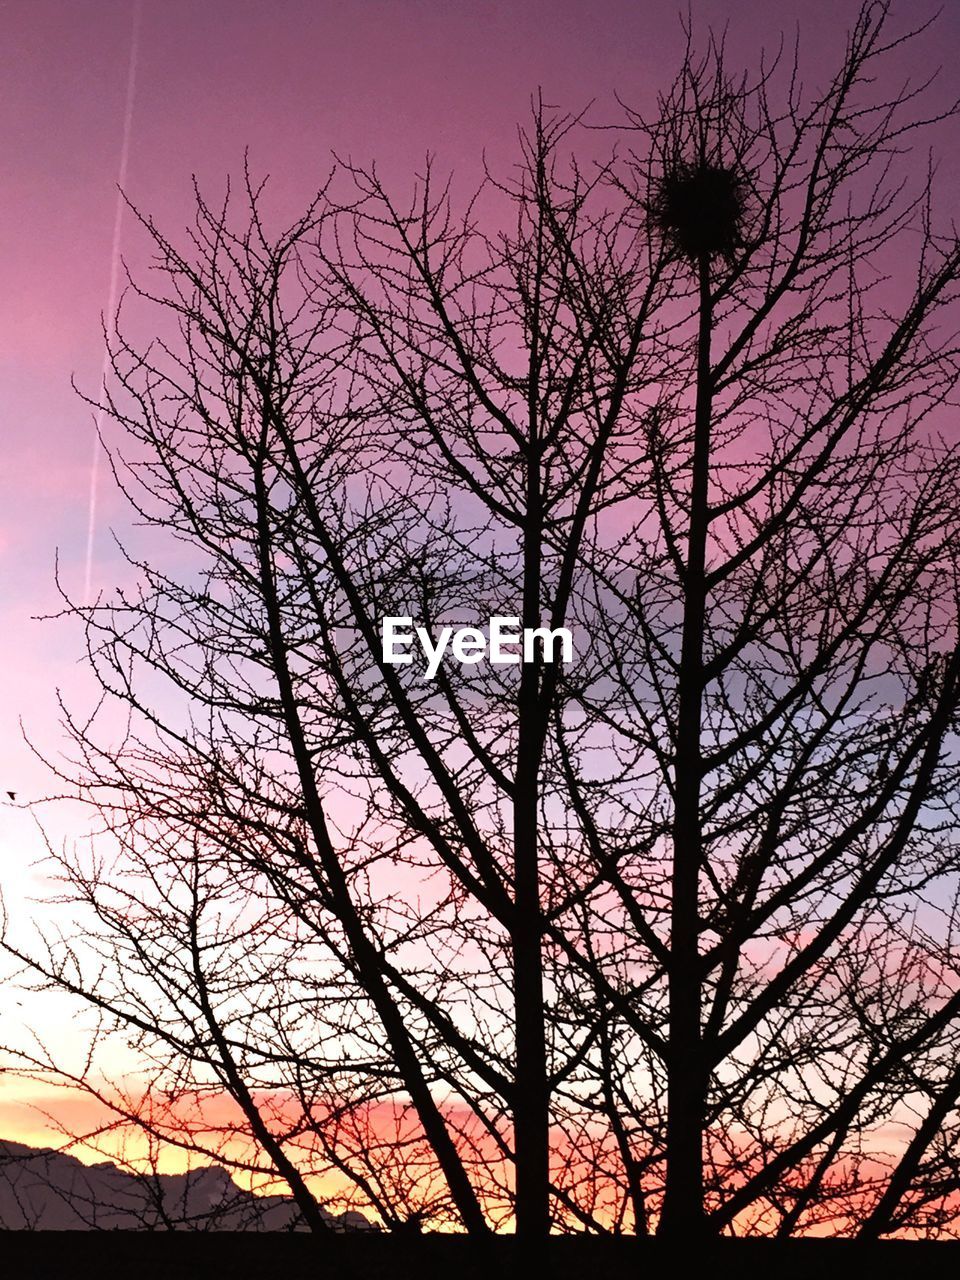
[4,0,960,1244]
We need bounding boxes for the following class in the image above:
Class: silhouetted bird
[5,791,15,800]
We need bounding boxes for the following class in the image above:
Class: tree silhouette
[5,0,960,1244]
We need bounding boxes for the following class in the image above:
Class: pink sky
[1,0,958,1142]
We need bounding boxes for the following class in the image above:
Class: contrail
[83,0,142,607]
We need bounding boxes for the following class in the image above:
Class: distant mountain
[0,1140,371,1231]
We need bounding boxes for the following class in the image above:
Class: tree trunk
[513,439,550,1242]
[659,256,713,1238]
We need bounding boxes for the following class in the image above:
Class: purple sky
[0,0,958,1101]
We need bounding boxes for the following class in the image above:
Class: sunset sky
[1,0,959,1156]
